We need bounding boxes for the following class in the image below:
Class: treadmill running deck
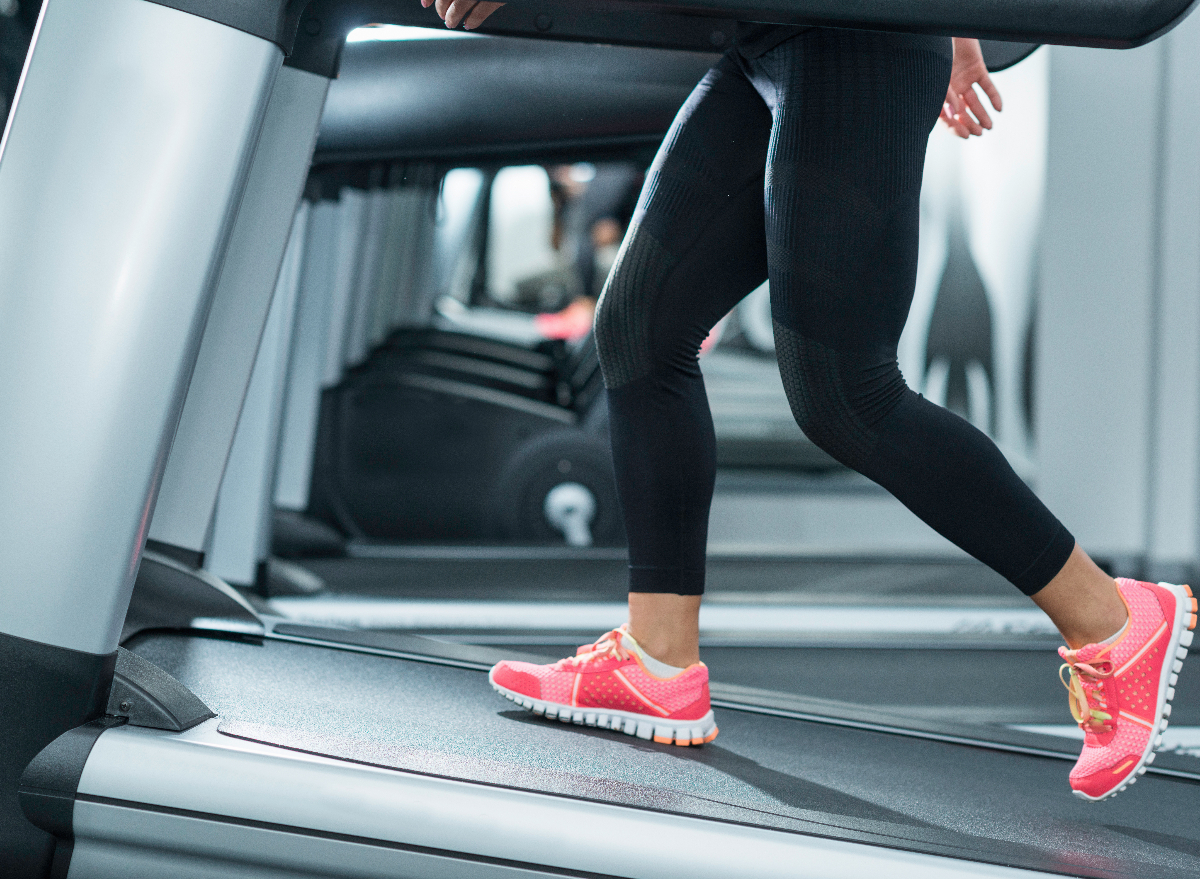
[127,631,1200,879]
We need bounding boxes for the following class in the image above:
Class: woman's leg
[748,29,1124,644]
[594,54,773,666]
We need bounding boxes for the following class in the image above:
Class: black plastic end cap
[107,647,215,732]
[18,717,125,839]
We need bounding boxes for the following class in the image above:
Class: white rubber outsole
[1073,581,1196,802]
[489,672,718,746]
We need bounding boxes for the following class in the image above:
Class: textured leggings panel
[593,230,675,389]
[595,29,1074,597]
[772,323,908,471]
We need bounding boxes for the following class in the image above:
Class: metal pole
[0,0,282,868]
[148,64,332,562]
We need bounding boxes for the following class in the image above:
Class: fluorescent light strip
[269,599,1060,636]
[347,24,483,42]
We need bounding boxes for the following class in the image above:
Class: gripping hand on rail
[424,0,506,30]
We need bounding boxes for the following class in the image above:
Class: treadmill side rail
[68,721,1056,879]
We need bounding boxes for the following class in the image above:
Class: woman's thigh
[595,53,775,389]
[751,30,952,353]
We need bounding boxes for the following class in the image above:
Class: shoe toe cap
[1069,754,1141,799]
[490,661,543,698]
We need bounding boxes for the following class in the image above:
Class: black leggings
[595,29,1074,598]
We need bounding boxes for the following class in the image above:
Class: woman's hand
[423,0,505,30]
[941,38,1003,138]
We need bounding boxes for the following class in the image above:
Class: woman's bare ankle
[1031,544,1129,649]
[627,592,702,667]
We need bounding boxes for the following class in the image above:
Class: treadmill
[2,0,1200,877]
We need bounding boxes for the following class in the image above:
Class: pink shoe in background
[490,626,718,746]
[1058,578,1196,800]
[534,298,595,341]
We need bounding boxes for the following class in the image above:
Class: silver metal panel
[275,200,339,511]
[1146,16,1200,579]
[342,188,393,368]
[0,0,279,654]
[74,721,1052,879]
[150,66,331,555]
[372,178,439,341]
[206,208,307,585]
[1036,42,1162,558]
[366,189,408,347]
[69,804,583,878]
[321,188,370,386]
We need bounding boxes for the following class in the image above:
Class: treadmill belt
[129,632,1200,879]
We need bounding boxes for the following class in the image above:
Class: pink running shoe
[489,627,718,746]
[1058,578,1197,801]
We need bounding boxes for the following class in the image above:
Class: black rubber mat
[129,630,1200,879]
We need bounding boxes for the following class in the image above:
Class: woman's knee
[774,325,909,469]
[593,229,675,389]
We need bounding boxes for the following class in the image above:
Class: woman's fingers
[945,86,966,118]
[443,0,479,28]
[940,97,969,139]
[963,87,992,130]
[978,72,1003,112]
[433,0,502,28]
[945,86,983,136]
[940,105,969,138]
[941,104,970,139]
[463,1,504,28]
[946,89,975,134]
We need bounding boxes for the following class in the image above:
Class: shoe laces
[556,628,630,670]
[1058,648,1115,734]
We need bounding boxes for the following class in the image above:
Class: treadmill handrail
[301,0,1194,56]
[504,0,1199,48]
[287,0,1193,81]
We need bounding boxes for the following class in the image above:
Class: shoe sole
[1074,582,1196,802]
[489,672,718,746]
